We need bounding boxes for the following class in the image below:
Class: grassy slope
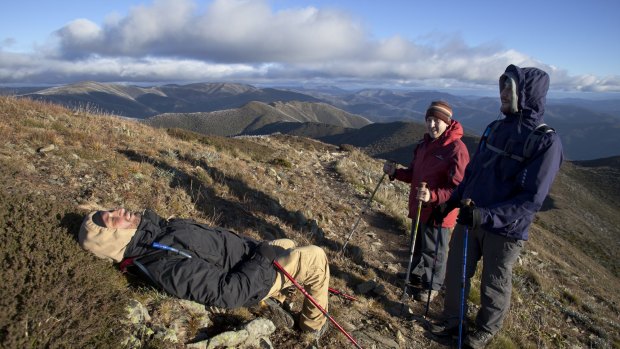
[0,96,618,348]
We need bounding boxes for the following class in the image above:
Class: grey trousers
[410,222,453,290]
[441,224,524,334]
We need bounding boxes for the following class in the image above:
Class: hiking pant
[410,222,453,291]
[264,239,330,331]
[441,225,524,334]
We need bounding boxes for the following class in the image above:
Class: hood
[500,64,549,127]
[78,211,138,263]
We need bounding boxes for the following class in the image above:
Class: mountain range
[17,81,620,160]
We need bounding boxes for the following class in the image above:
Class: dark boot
[463,329,494,348]
[261,298,294,329]
[427,320,463,338]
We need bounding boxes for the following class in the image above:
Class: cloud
[0,0,618,93]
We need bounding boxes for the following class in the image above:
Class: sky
[1,0,619,95]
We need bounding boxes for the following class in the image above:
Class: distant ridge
[15,81,620,160]
[144,100,371,137]
[573,155,620,169]
[22,81,320,118]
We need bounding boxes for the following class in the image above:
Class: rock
[152,327,178,344]
[386,263,400,273]
[125,299,151,324]
[190,318,276,349]
[372,284,385,295]
[342,321,357,331]
[205,329,249,349]
[179,299,208,315]
[353,329,400,349]
[256,337,274,349]
[243,318,276,348]
[245,318,276,338]
[356,280,377,294]
[37,144,55,153]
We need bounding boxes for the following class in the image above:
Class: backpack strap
[523,123,554,159]
[480,120,510,167]
[119,250,169,286]
[482,121,554,167]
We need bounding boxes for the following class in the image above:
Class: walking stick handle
[461,198,473,207]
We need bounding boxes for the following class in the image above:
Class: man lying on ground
[78,208,330,337]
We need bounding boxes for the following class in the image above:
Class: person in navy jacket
[430,64,563,348]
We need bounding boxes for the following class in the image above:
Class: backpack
[480,119,555,164]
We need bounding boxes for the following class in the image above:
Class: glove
[416,185,430,203]
[256,242,277,263]
[457,204,483,229]
[431,199,460,225]
[383,161,396,177]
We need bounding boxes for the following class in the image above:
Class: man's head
[499,71,519,114]
[499,64,550,118]
[78,208,141,263]
[425,100,452,139]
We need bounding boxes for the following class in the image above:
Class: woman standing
[383,101,469,301]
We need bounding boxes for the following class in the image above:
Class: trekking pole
[424,223,442,318]
[458,199,473,349]
[341,162,393,255]
[400,182,427,303]
[273,261,364,349]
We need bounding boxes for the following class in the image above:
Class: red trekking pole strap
[119,257,135,273]
[328,287,357,301]
[273,261,363,349]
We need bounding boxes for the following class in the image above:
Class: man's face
[426,116,448,139]
[99,208,141,229]
[500,79,515,114]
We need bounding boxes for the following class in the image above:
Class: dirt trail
[305,154,449,348]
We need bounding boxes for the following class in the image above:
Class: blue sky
[1,0,619,94]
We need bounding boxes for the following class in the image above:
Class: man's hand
[383,161,397,176]
[431,199,460,225]
[256,242,277,262]
[457,201,482,229]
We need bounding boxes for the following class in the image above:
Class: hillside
[246,121,479,166]
[1,96,619,348]
[145,100,371,137]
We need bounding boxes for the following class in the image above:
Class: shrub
[0,187,128,348]
[270,158,292,168]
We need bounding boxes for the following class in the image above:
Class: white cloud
[0,0,618,93]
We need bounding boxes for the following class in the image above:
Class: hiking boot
[463,329,494,348]
[303,320,330,340]
[427,320,463,338]
[414,289,439,302]
[261,298,295,329]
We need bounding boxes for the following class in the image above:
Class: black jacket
[123,210,277,308]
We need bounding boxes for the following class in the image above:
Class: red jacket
[393,120,469,228]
